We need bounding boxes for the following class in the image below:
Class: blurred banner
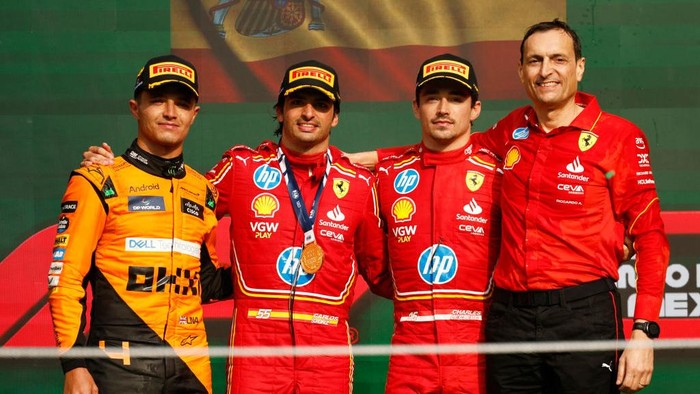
[171,0,565,102]
[3,212,699,347]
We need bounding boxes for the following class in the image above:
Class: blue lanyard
[278,147,331,243]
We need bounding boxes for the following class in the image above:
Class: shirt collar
[524,92,602,133]
[419,141,473,166]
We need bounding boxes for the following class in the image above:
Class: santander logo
[463,198,483,215]
[566,156,584,173]
[327,205,345,222]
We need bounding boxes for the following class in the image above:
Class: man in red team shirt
[477,19,669,394]
[81,60,391,393]
[375,53,501,393]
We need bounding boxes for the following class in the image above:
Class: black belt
[493,278,617,307]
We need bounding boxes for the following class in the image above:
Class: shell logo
[251,193,280,218]
[503,146,521,170]
[392,197,416,222]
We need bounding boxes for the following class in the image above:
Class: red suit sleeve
[471,128,508,159]
[355,177,393,299]
[377,145,413,161]
[609,126,669,321]
[206,151,235,220]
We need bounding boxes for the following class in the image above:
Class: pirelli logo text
[289,66,334,86]
[423,60,469,79]
[127,266,200,296]
[150,62,195,83]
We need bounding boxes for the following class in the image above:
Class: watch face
[647,322,660,338]
[634,321,661,338]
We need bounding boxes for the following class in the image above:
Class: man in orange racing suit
[48,55,231,394]
[375,54,501,393]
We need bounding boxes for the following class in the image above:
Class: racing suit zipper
[162,180,176,343]
[430,165,443,375]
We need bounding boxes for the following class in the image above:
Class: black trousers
[485,279,624,394]
[86,343,209,394]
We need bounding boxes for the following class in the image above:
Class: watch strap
[632,321,660,339]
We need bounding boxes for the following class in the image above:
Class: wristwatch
[632,321,660,339]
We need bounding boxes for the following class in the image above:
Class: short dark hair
[520,19,582,63]
[273,101,284,137]
[415,84,478,108]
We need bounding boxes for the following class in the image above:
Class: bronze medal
[300,242,324,274]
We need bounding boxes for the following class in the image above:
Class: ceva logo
[557,184,585,194]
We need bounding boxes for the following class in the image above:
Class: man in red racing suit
[375,54,501,393]
[206,60,390,393]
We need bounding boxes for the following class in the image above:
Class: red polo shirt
[475,92,669,321]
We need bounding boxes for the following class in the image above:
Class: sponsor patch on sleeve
[61,201,78,213]
[52,248,66,261]
[57,215,70,233]
[54,235,69,248]
[102,177,118,199]
[205,187,216,211]
[48,275,60,288]
[49,262,64,275]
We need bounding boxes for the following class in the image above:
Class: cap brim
[417,75,477,94]
[147,79,199,98]
[284,84,337,101]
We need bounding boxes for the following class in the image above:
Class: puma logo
[602,361,613,372]
[235,156,250,166]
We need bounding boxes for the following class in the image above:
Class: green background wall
[0,1,698,393]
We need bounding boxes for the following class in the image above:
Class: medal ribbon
[278,147,331,245]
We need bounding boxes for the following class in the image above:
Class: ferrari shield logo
[578,131,598,152]
[466,171,485,192]
[333,178,350,198]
